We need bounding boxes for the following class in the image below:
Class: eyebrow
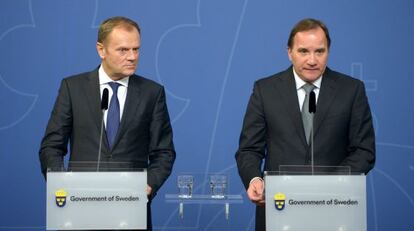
[296,47,326,52]
[116,46,140,50]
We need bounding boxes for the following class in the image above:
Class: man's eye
[315,49,325,54]
[298,49,308,54]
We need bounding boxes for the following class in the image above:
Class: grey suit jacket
[40,67,176,195]
[235,66,375,230]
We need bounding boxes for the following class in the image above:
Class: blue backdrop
[1,0,413,230]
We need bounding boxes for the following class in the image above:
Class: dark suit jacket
[235,66,375,230]
[39,67,176,196]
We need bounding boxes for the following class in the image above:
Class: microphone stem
[311,126,314,175]
[97,109,105,172]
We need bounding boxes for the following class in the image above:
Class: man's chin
[111,72,134,80]
[301,73,322,82]
[122,70,136,76]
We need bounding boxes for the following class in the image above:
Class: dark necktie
[302,83,316,144]
[106,82,120,149]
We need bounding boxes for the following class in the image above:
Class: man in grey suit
[39,16,175,230]
[235,18,375,230]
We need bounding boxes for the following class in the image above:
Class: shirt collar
[292,68,322,90]
[98,65,129,87]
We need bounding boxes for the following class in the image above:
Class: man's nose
[307,53,317,65]
[126,50,137,60]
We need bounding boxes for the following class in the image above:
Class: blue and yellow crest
[55,189,67,207]
[274,193,286,211]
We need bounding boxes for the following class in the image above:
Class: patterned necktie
[106,82,120,149]
[302,83,316,144]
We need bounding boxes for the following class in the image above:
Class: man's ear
[96,42,105,59]
[287,47,292,62]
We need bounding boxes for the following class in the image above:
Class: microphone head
[101,88,109,110]
[309,91,316,113]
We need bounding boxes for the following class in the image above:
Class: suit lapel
[274,68,308,147]
[111,75,142,149]
[84,69,103,132]
[83,68,110,150]
[313,68,339,137]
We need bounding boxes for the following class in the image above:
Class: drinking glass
[209,175,227,198]
[177,175,193,198]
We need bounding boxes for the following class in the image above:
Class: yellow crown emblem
[274,192,286,201]
[55,189,67,197]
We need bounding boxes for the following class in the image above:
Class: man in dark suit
[39,16,175,230]
[235,18,375,230]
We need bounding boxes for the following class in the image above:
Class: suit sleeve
[341,81,375,174]
[39,79,73,177]
[147,87,176,194]
[235,81,267,190]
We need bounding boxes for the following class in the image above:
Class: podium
[264,166,367,231]
[46,162,148,230]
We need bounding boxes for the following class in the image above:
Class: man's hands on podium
[247,177,265,206]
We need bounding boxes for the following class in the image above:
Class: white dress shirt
[98,65,129,127]
[293,68,322,111]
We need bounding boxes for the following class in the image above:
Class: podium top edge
[47,161,147,172]
[264,165,364,176]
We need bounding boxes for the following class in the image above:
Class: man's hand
[247,178,265,206]
[146,185,152,196]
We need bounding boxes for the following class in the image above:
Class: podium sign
[46,171,147,230]
[265,173,366,231]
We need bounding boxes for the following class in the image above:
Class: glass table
[165,194,243,219]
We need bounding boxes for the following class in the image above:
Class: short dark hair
[97,16,141,43]
[287,18,331,49]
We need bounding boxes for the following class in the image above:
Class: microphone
[308,90,316,174]
[101,88,109,110]
[309,91,316,113]
[97,88,109,171]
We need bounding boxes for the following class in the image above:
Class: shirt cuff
[249,176,263,185]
